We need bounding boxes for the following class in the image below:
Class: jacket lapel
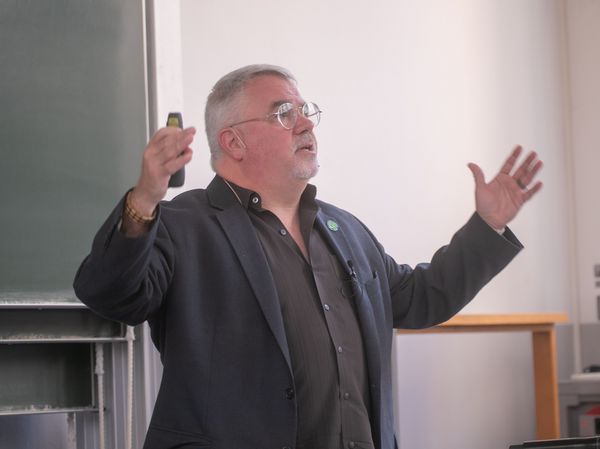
[208,177,292,372]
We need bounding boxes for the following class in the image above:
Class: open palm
[468,146,543,230]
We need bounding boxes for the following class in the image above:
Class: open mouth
[296,142,316,153]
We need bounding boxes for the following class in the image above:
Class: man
[74,64,542,449]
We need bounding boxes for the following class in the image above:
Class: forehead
[242,75,303,111]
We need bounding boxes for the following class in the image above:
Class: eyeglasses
[228,102,322,130]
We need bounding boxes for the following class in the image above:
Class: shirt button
[343,392,350,400]
[251,196,259,204]
[323,304,330,311]
[337,346,343,353]
[279,229,287,236]
[348,442,356,449]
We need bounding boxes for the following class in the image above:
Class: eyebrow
[270,99,291,110]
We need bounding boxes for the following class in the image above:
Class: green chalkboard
[0,2,147,294]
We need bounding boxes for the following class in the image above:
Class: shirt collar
[219,176,318,213]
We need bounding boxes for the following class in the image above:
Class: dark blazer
[74,176,522,449]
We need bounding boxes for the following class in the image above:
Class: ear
[218,128,246,161]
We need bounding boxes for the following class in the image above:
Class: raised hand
[468,145,543,230]
[129,126,196,216]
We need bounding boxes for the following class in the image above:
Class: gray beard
[292,160,319,180]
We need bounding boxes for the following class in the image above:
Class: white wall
[168,1,574,448]
[565,0,600,325]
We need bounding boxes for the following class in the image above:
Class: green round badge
[327,219,339,231]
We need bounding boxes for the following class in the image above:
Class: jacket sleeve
[73,193,174,325]
[386,213,523,329]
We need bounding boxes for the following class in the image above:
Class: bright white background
[149,1,600,448]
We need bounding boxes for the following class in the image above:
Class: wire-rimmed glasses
[228,102,322,130]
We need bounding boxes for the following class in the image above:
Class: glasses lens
[303,102,321,127]
[277,103,296,129]
[276,102,321,129]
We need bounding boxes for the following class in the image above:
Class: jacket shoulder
[161,188,209,211]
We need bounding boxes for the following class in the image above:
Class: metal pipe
[95,343,105,449]
[126,325,136,449]
[67,412,76,449]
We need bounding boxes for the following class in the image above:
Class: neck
[218,168,307,212]
[259,183,305,212]
[218,169,311,259]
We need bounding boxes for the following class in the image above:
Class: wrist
[124,190,157,225]
[485,219,506,234]
[476,212,505,234]
[128,189,158,217]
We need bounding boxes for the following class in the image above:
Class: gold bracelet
[124,191,156,224]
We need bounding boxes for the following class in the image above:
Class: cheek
[244,142,278,169]
[255,134,293,157]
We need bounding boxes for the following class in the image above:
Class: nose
[293,111,315,134]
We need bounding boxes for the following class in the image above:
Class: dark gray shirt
[225,179,374,449]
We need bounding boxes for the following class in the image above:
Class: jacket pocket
[363,270,381,300]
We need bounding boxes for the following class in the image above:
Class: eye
[277,102,295,118]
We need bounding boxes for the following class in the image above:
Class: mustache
[294,132,317,151]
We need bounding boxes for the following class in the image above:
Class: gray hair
[205,64,296,170]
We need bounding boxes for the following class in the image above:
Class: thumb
[467,163,485,187]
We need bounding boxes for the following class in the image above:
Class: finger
[468,163,486,187]
[165,129,195,163]
[518,159,543,187]
[523,181,543,201]
[152,125,196,139]
[144,129,181,163]
[148,127,196,153]
[179,127,197,148]
[163,147,193,175]
[148,128,196,164]
[163,128,195,158]
[499,145,523,175]
[148,126,182,147]
[512,151,538,182]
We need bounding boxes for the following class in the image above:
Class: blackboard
[0,1,148,295]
